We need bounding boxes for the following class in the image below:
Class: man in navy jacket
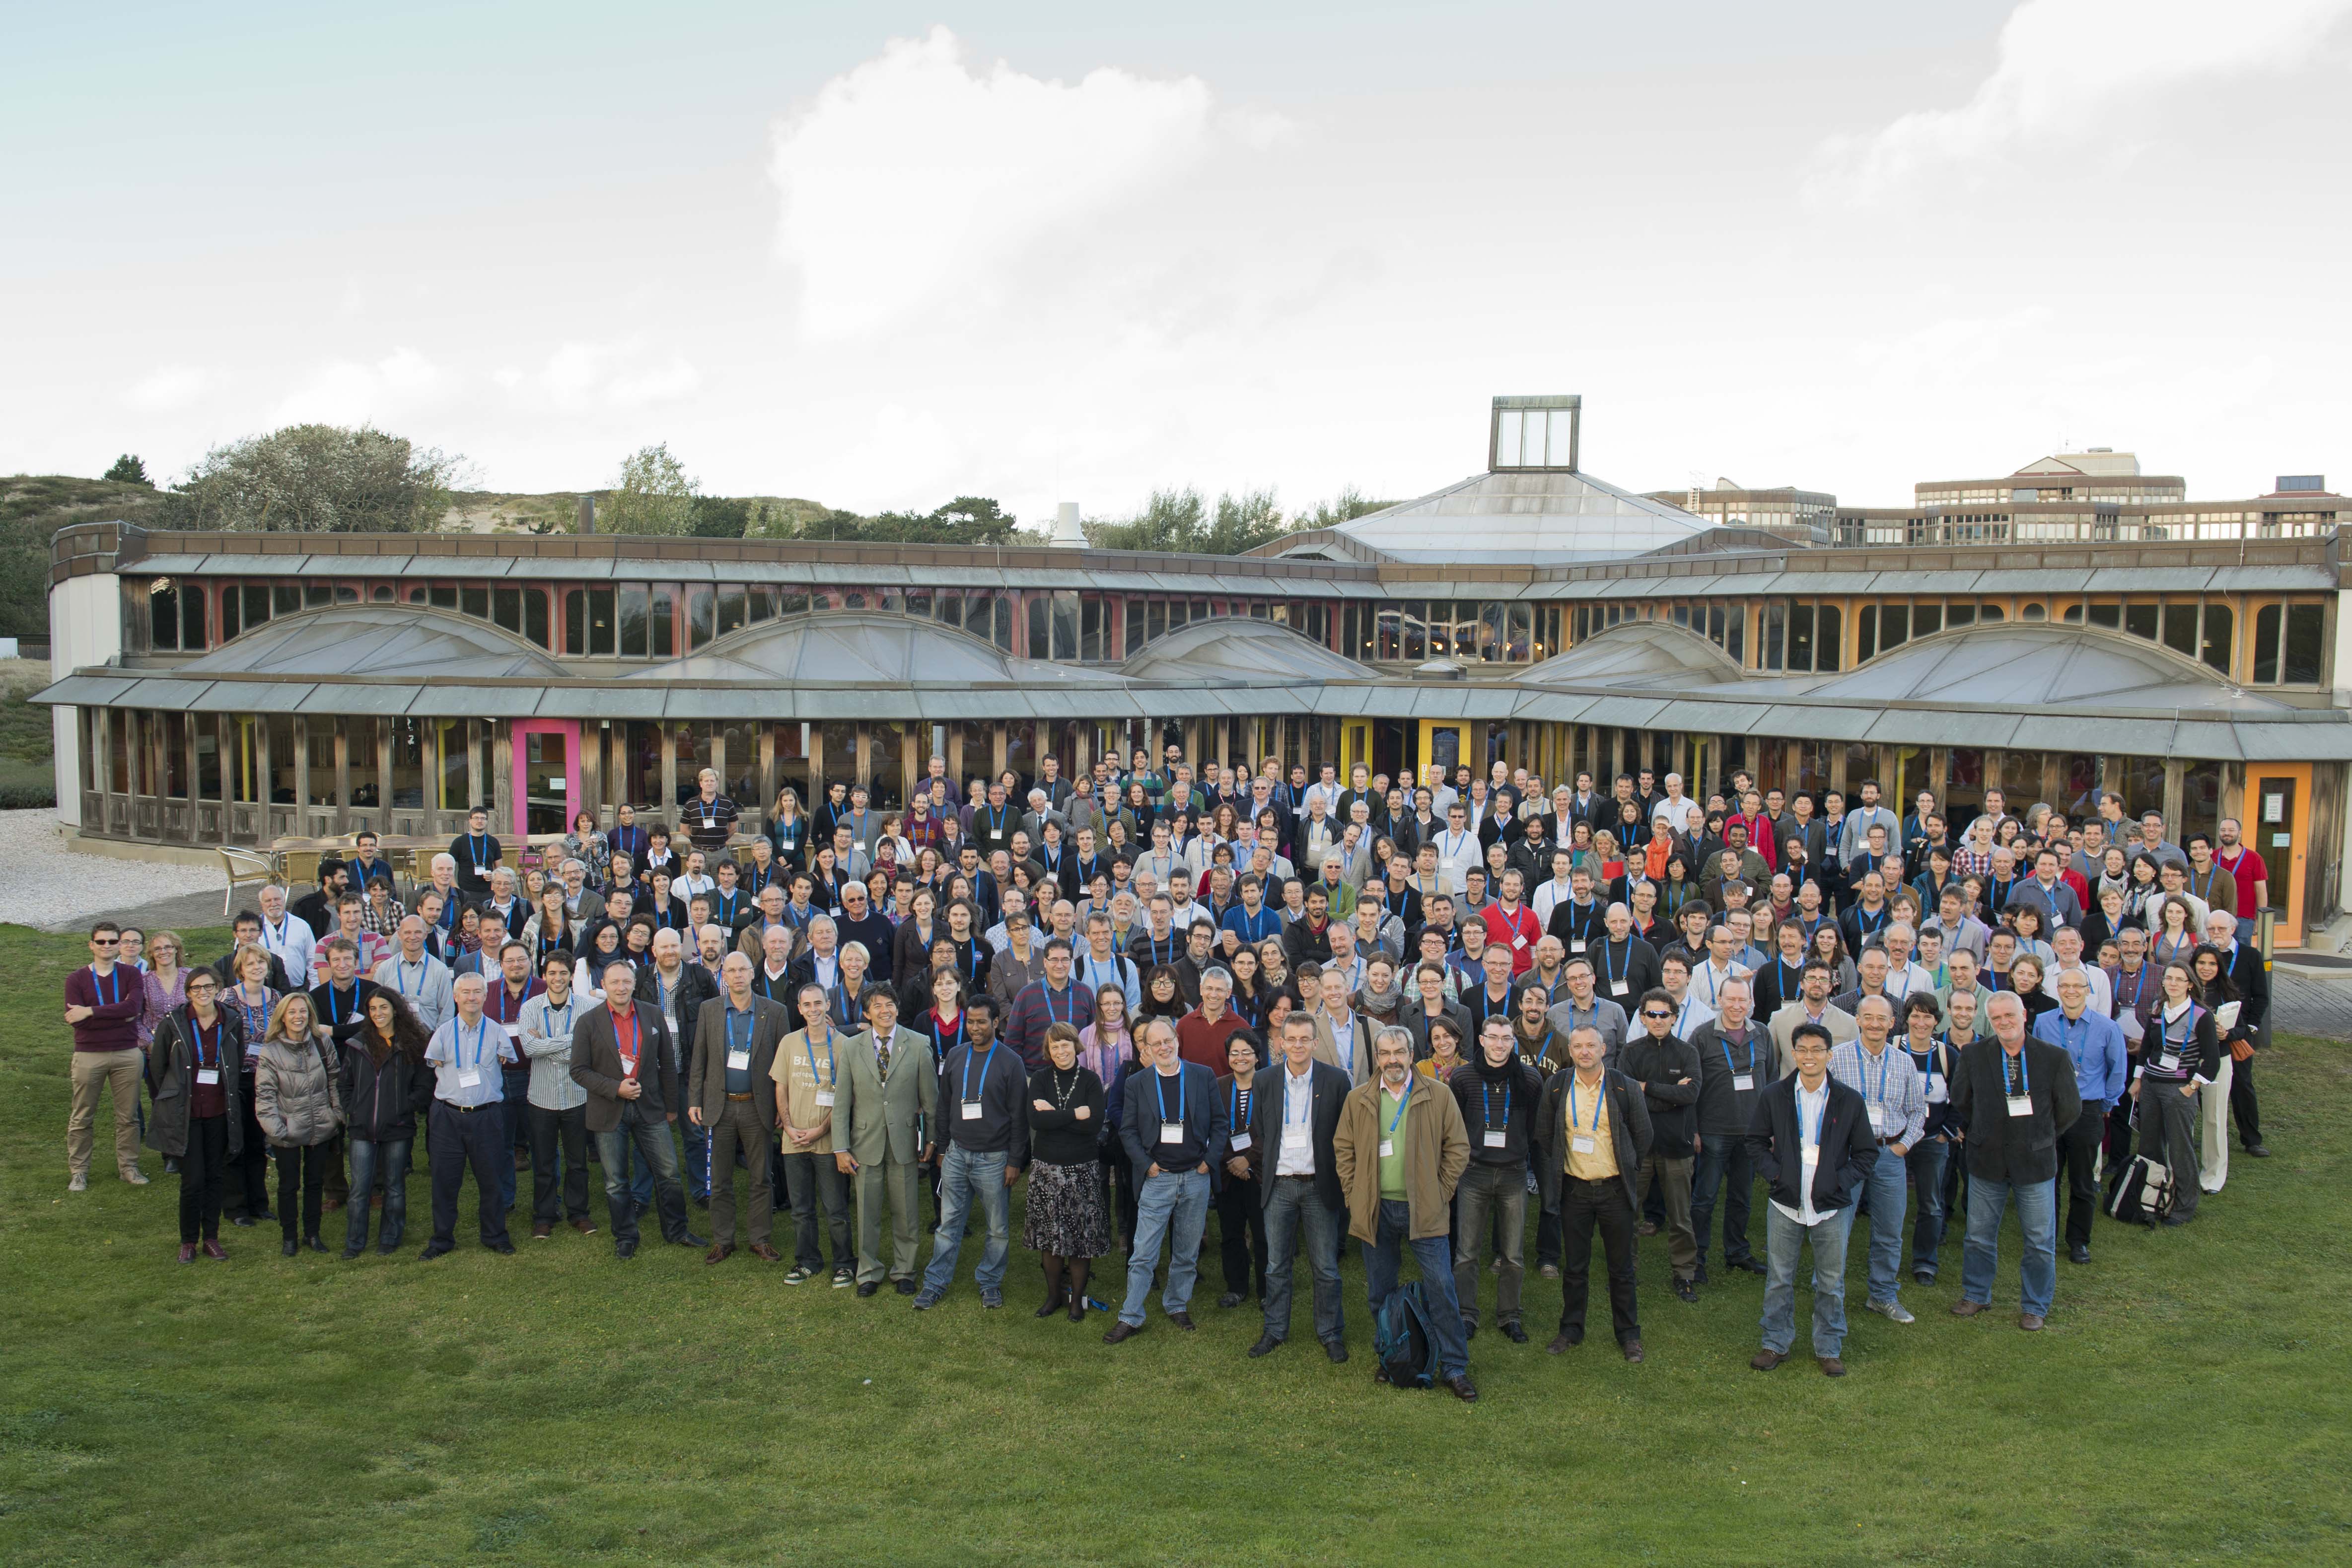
[1746,1021,1879,1376]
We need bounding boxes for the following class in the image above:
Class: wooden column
[660,724,678,820]
[377,719,394,830]
[292,716,311,817]
[335,721,351,836]
[2161,758,2186,835]
[758,726,777,824]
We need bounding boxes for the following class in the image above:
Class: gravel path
[0,810,226,931]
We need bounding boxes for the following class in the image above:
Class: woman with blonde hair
[222,941,282,1225]
[253,993,344,1257]
[766,785,809,869]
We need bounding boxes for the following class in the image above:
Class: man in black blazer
[1533,1023,1656,1362]
[2201,909,2271,1159]
[570,958,706,1259]
[1746,1020,1879,1376]
[1245,1012,1354,1361]
[684,952,793,1264]
[1948,993,2080,1332]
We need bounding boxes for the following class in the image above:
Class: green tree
[689,495,751,538]
[103,454,150,486]
[602,443,699,536]
[797,496,1025,546]
[164,424,466,532]
[1299,485,1393,530]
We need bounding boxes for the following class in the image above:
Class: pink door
[511,720,580,839]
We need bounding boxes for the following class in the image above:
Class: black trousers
[2229,1054,2264,1146]
[274,1142,333,1241]
[229,1071,272,1218]
[1558,1175,1640,1345]
[428,1101,513,1250]
[2057,1105,2106,1249]
[177,1114,231,1243]
[529,1103,591,1223]
[1215,1173,1267,1297]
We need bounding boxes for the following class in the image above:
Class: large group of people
[64,753,2277,1396]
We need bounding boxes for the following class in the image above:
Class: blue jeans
[920,1144,1011,1295]
[345,1136,412,1252]
[1261,1178,1345,1345]
[1690,1136,1756,1265]
[593,1114,689,1248]
[1906,1137,1951,1277]
[1120,1167,1212,1327]
[1366,1198,1469,1378]
[682,1119,711,1202]
[610,1130,655,1207]
[1961,1175,2057,1318]
[1762,1203,1852,1357]
[496,1068,529,1212]
[1853,1146,1909,1305]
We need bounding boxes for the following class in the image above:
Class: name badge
[1569,939,1587,954]
[815,1090,836,1108]
[1609,980,1629,998]
[1867,1104,1887,1134]
[1160,1121,1186,1145]
[1570,1134,1597,1155]
[1512,934,1527,950]
[196,1068,220,1086]
[1926,1072,1946,1101]
[726,1049,751,1071]
[1800,1145,1819,1171]
[457,1068,482,1088]
[1229,1131,1252,1151]
[2119,1012,2145,1042]
[1732,1073,1754,1092]
[1482,1129,1506,1148]
[2005,1094,2034,1118]
[960,1099,983,1121]
[1282,1128,1310,1150]
[503,1023,520,1042]
[2156,1052,2180,1073]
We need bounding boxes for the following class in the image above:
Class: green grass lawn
[2,923,2348,1567]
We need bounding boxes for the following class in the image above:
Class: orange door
[2247,763,2312,947]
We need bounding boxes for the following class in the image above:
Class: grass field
[2,922,2348,1567]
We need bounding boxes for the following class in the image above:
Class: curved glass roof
[176,603,567,680]
[1521,620,1746,688]
[1316,470,1709,564]
[1798,623,2277,714]
[1121,617,1379,684]
[626,611,1129,690]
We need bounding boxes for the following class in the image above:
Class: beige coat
[1332,1073,1469,1243]
[254,1032,345,1147]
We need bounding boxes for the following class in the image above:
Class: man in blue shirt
[421,973,519,1259]
[2031,968,2130,1265]
[1220,873,1283,954]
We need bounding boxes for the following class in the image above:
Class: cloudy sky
[9,1,2350,522]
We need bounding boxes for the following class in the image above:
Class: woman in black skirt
[1024,1022,1110,1320]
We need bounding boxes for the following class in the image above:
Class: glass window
[267,714,296,802]
[1857,605,1876,663]
[1787,602,1815,673]
[564,589,585,655]
[307,720,337,805]
[689,587,715,651]
[1880,603,1909,651]
[774,721,811,812]
[274,583,301,616]
[586,587,616,656]
[218,586,242,641]
[1146,597,1167,644]
[781,590,811,618]
[1722,606,1742,664]
[1125,596,1146,656]
[306,582,332,607]
[619,584,649,658]
[2086,601,2119,629]
[162,713,188,798]
[388,719,423,808]
[1401,603,1426,663]
[523,588,549,647]
[1979,603,2003,623]
[2253,604,2280,683]
[1003,719,1036,787]
[1046,589,1076,661]
[1081,595,1108,661]
[651,588,674,656]
[2285,603,2325,684]
[2161,601,2198,658]
[1425,601,1449,658]
[1495,409,1522,467]
[349,718,378,806]
[1762,601,1785,670]
[1947,602,1976,630]
[989,595,1013,651]
[179,581,207,647]
[335,583,359,605]
[819,721,858,793]
[436,720,470,810]
[1027,594,1049,660]
[718,586,749,637]
[748,586,775,625]
[1480,602,1507,661]
[373,584,395,602]
[194,717,222,800]
[430,583,457,611]
[1167,596,1189,633]
[1375,605,1399,661]
[903,588,930,620]
[149,583,180,650]
[1507,603,1532,661]
[2125,599,2159,640]
[1815,605,1840,671]
[2200,602,2231,675]
[493,585,522,635]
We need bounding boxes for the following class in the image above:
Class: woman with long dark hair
[146,968,246,1262]
[339,991,431,1256]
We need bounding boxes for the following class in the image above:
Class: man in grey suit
[1767,960,1859,1079]
[685,952,792,1265]
[833,984,938,1297]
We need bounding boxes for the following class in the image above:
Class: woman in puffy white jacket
[253,993,344,1258]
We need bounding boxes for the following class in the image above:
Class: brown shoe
[1817,1355,1847,1377]
[1949,1299,1988,1318]
[570,1217,597,1235]
[201,1239,227,1262]
[2018,1313,2046,1332]
[1750,1350,1785,1371]
[704,1243,735,1265]
[177,1243,196,1264]
[532,1221,553,1240]
[322,1198,345,1212]
[1621,1339,1644,1363]
[1546,1332,1580,1355]
[749,1242,783,1262]
[1103,1321,1144,1344]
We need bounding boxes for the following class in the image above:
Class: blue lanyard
[460,1017,488,1070]
[326,983,356,1025]
[1229,1079,1249,1132]
[396,960,424,997]
[961,1041,998,1103]
[805,1025,835,1086]
[1567,1074,1600,1131]
[1481,1078,1510,1129]
[1602,940,1626,990]
[545,998,574,1035]
[469,833,490,868]
[834,988,858,1028]
[1044,986,1070,1026]
[1801,1086,1825,1147]
[1285,1073,1311,1128]
[191,1015,217,1070]
[1719,1030,1754,1080]
[2058,1012,2088,1070]
[935,1015,965,1057]
[94,966,119,1006]
[1384,1079,1410,1135]
[1857,1042,1890,1107]
[1154,1067,1188,1125]
[725,1008,750,1054]
[2001,1046,2031,1097]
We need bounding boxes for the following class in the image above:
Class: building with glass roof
[36,395,2352,944]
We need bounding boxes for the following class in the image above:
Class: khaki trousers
[706,1099,775,1248]
[69,1049,144,1177]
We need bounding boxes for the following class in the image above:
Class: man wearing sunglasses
[1622,988,1703,1304]
[65,920,151,1192]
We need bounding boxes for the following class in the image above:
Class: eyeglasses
[1641,1009,1674,1020]
[91,937,120,947]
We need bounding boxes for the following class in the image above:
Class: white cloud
[271,347,447,425]
[768,25,1287,339]
[524,340,701,410]
[123,365,220,412]
[1808,0,2352,204]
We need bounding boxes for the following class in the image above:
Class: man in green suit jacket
[685,953,794,1264]
[833,985,938,1296]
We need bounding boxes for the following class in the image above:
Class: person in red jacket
[1479,869,1543,977]
[65,920,150,1192]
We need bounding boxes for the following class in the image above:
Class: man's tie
[875,1032,891,1080]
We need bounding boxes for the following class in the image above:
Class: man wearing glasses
[64,920,151,1192]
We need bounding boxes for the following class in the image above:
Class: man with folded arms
[686,952,790,1265]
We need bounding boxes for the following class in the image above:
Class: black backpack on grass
[1373,1282,1440,1389]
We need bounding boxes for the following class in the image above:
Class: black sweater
[1447,1057,1543,1166]
[1027,1065,1107,1168]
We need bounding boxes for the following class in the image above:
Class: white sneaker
[120,1168,150,1186]
[68,1173,88,1192]
[1866,1298,1915,1324]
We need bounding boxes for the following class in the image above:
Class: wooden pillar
[292,716,311,818]
[377,719,394,830]
[2161,758,2186,835]
[991,722,1007,783]
[418,720,437,824]
[334,721,351,836]
[758,726,777,824]
[947,725,965,788]
[660,724,678,821]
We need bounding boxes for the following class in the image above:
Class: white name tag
[1800,1145,1819,1172]
[1378,1139,1395,1157]
[1732,1073,1754,1092]
[1482,1129,1507,1148]
[196,1068,219,1086]
[2005,1094,2033,1118]
[503,1023,520,1042]
[1569,940,1587,954]
[1512,934,1527,950]
[726,1049,751,1071]
[2156,1052,2180,1073]
[1610,980,1629,998]
[457,1068,481,1088]
[1868,1104,1888,1134]
[1283,1128,1310,1150]
[1926,1072,1946,1102]
[1229,1131,1252,1151]
[815,1090,836,1108]
[2119,1012,2145,1042]
[1570,1134,1597,1155]
[1160,1121,1186,1145]
[960,1100,982,1121]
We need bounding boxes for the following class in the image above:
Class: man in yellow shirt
[1534,1025,1655,1362]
